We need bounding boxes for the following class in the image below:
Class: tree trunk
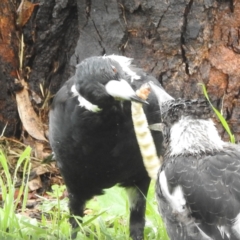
[0,1,21,137]
[1,0,239,143]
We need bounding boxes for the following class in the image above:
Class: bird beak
[129,95,148,104]
[148,81,174,106]
[105,79,148,104]
[148,123,164,132]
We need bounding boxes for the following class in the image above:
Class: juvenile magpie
[146,84,240,240]
[49,55,172,239]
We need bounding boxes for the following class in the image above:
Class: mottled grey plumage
[160,98,212,124]
[155,97,240,240]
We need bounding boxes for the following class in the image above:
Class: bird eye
[111,65,117,73]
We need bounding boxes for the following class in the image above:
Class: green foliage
[0,146,31,239]
[144,182,169,240]
[0,148,169,240]
[200,83,235,143]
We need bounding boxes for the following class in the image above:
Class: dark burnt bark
[0,0,240,142]
[23,0,79,96]
[0,1,21,137]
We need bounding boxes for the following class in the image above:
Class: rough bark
[0,0,239,143]
[0,1,21,137]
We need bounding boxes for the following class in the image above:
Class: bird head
[148,81,214,125]
[73,56,147,111]
[148,82,214,147]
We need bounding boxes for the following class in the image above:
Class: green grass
[0,148,169,240]
[0,85,234,239]
[200,83,235,143]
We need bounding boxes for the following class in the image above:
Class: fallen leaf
[34,141,44,159]
[28,175,42,191]
[84,209,93,215]
[16,0,39,27]
[32,164,50,176]
[15,79,47,141]
[31,90,42,104]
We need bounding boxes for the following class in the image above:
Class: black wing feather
[158,147,240,239]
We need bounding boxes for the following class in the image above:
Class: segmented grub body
[131,85,161,180]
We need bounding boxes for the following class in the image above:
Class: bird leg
[126,177,150,240]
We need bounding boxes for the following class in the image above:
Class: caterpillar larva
[131,84,161,180]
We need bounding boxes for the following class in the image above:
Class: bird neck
[167,116,225,156]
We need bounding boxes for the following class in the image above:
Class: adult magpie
[49,55,171,239]
[147,84,240,240]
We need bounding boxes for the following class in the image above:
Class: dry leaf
[16,0,39,27]
[84,209,93,215]
[34,141,44,159]
[15,80,47,141]
[28,175,42,191]
[31,90,42,104]
[32,164,49,176]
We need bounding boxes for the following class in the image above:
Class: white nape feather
[105,55,141,82]
[71,85,102,112]
[169,117,225,156]
[232,212,240,238]
[159,171,187,213]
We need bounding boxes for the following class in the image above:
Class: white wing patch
[159,171,186,213]
[217,225,230,239]
[105,55,141,82]
[232,212,240,238]
[194,224,213,239]
[71,85,102,112]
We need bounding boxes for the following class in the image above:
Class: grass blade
[200,83,235,143]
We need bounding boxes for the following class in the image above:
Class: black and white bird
[49,55,172,239]
[148,85,240,240]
